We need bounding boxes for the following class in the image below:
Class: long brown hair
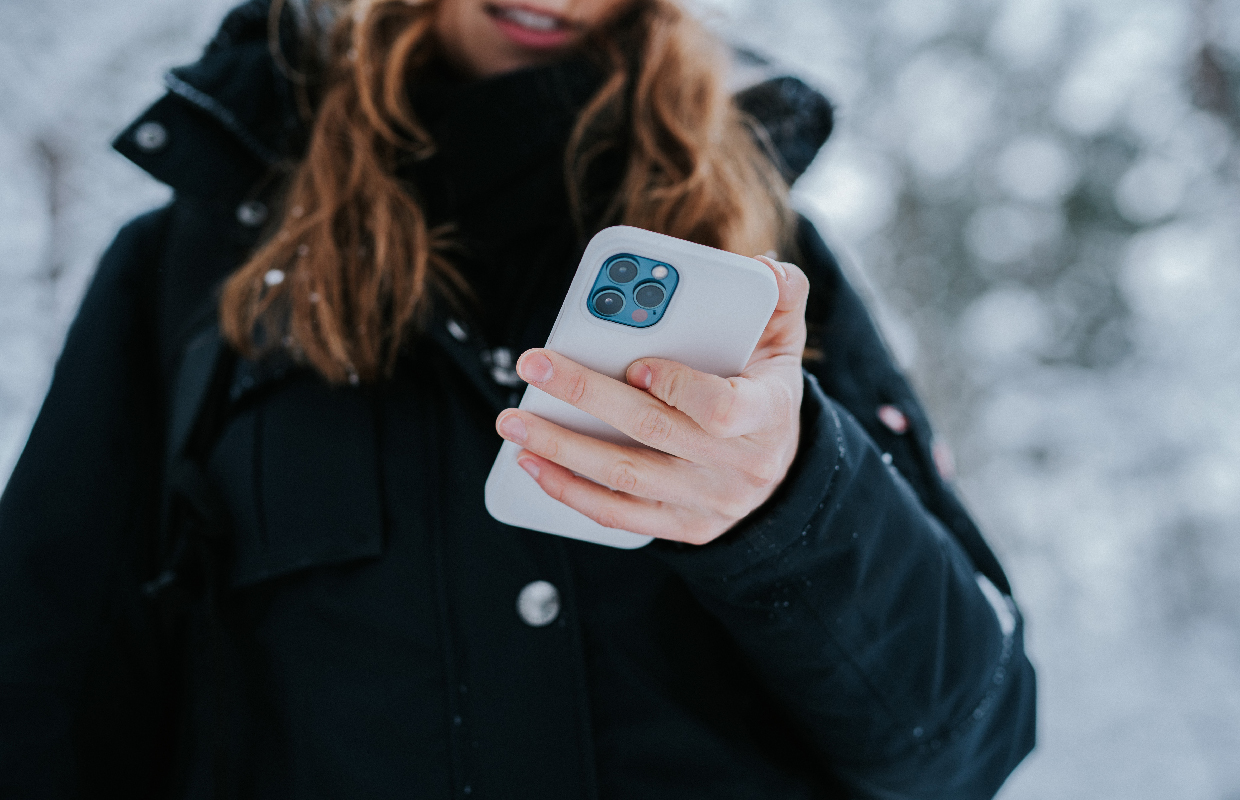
[220,0,792,384]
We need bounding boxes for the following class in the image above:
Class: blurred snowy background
[1,0,1238,796]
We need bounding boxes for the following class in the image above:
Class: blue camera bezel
[587,253,679,328]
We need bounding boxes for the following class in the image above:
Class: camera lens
[592,289,625,316]
[607,258,639,284]
[634,282,666,309]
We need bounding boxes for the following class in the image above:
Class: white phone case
[484,225,779,548]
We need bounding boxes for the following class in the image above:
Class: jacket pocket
[208,374,384,588]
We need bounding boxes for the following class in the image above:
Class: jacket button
[237,200,269,228]
[517,580,560,627]
[133,121,169,152]
[486,347,522,387]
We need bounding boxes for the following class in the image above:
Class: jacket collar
[112,0,303,202]
[404,56,605,222]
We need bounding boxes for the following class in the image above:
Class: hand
[494,256,810,545]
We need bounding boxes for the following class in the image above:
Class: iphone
[484,226,779,548]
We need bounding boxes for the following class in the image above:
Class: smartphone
[484,225,779,549]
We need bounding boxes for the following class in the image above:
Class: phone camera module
[607,258,639,284]
[588,253,677,328]
[634,282,666,309]
[592,289,626,316]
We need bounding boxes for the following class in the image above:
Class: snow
[0,0,237,476]
[706,0,1240,794]
[3,0,1240,796]
[994,135,1078,204]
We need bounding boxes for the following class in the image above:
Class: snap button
[490,347,512,369]
[446,319,469,342]
[491,366,522,387]
[133,121,168,153]
[237,200,269,228]
[517,580,560,627]
[484,347,522,387]
[877,404,909,434]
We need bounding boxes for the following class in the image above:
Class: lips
[485,3,578,49]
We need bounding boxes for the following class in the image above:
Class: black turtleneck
[403,56,609,352]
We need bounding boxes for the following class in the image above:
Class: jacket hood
[114,0,833,201]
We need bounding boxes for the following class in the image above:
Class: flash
[651,265,669,279]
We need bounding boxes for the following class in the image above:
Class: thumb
[751,255,810,362]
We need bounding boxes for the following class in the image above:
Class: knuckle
[589,506,625,530]
[745,456,784,489]
[762,396,791,432]
[564,370,589,406]
[660,367,689,407]
[682,520,720,546]
[775,326,808,353]
[778,382,799,410]
[714,493,753,521]
[525,424,560,461]
[606,460,642,494]
[635,405,674,446]
[705,392,742,438]
[705,479,737,508]
[544,476,569,503]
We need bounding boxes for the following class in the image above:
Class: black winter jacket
[0,3,1035,798]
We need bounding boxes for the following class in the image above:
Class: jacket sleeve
[651,219,1036,799]
[0,208,173,797]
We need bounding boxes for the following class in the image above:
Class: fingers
[620,256,809,440]
[512,452,730,545]
[514,349,713,461]
[626,359,772,439]
[751,256,810,362]
[512,257,808,451]
[495,409,720,509]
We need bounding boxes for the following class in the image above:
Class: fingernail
[498,413,527,444]
[518,457,540,480]
[518,351,553,384]
[630,363,653,390]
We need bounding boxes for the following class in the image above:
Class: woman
[0,0,1035,797]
